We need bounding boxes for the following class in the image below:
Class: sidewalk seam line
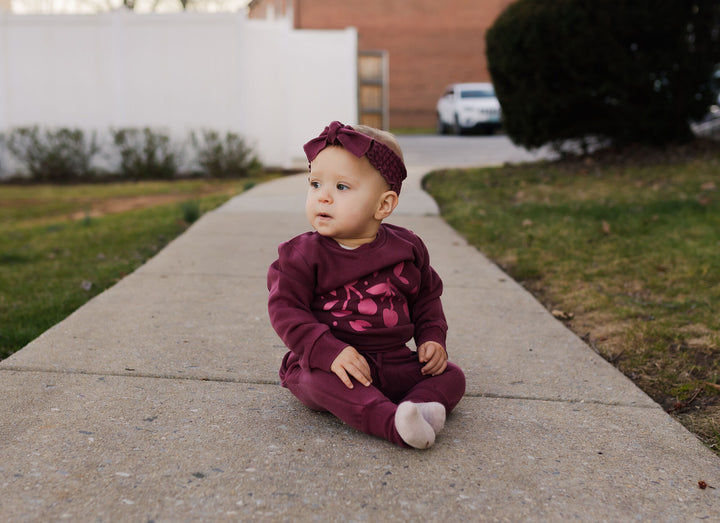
[1,366,661,410]
[0,366,279,386]
[466,391,662,410]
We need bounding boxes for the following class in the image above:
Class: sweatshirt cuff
[306,331,349,371]
[415,326,447,351]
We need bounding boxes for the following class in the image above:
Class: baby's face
[305,146,391,248]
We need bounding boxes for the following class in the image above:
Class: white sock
[395,402,435,449]
[416,402,446,433]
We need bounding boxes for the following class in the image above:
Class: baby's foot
[416,402,446,433]
[395,402,435,449]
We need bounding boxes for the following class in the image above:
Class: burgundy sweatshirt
[267,223,447,376]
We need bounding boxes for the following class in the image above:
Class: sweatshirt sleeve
[267,241,349,371]
[410,236,448,350]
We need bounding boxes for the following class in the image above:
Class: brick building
[248,0,515,129]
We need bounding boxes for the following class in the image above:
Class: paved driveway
[397,133,555,168]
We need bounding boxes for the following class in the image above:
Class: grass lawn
[424,143,720,453]
[0,176,275,359]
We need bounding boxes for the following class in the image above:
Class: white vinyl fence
[0,11,358,174]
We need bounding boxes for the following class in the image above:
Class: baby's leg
[377,349,466,413]
[377,353,465,443]
[282,366,407,447]
[402,362,466,413]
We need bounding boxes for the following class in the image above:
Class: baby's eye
[309,180,321,189]
[336,183,349,191]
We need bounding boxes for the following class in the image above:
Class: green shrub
[179,199,201,224]
[7,126,100,182]
[486,0,720,149]
[111,128,179,180]
[1,126,263,182]
[190,130,262,178]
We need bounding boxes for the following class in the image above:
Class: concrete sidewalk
[1,166,718,521]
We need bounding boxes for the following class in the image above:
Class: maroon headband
[303,121,407,195]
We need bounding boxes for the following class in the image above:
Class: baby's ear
[375,191,399,220]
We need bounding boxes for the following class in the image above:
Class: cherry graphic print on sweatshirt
[320,262,416,331]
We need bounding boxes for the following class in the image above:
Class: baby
[267,121,465,448]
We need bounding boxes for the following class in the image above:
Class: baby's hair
[350,124,404,161]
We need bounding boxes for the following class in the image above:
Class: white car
[436,83,502,135]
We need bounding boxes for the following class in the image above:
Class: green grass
[424,146,720,452]
[0,177,274,359]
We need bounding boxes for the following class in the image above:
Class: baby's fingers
[421,358,439,375]
[417,345,428,363]
[348,361,372,387]
[421,347,447,376]
[333,367,354,389]
[422,361,446,376]
[428,359,448,376]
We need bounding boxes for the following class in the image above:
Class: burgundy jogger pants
[280,346,466,447]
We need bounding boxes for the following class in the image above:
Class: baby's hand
[331,346,372,389]
[418,341,448,376]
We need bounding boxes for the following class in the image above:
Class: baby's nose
[319,188,332,202]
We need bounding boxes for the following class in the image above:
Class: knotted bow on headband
[303,121,407,195]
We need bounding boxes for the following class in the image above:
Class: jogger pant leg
[281,347,466,447]
[374,348,466,411]
[282,365,406,446]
